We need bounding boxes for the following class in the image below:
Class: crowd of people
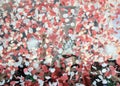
[0,0,120,86]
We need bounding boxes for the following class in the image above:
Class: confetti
[0,0,120,85]
[102,79,107,84]
[0,46,3,52]
[102,63,107,67]
[27,37,39,51]
[49,68,55,73]
[45,76,51,79]
[0,80,5,85]
[102,68,107,73]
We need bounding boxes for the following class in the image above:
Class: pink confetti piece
[42,65,49,73]
[60,75,68,81]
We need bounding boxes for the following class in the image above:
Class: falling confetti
[0,0,120,86]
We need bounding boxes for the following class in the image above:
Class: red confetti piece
[110,3,114,7]
[24,68,28,73]
[85,35,92,42]
[75,41,81,46]
[105,71,110,77]
[76,24,82,33]
[49,34,57,42]
[68,28,74,34]
[24,81,32,86]
[75,75,79,81]
[4,34,9,39]
[60,75,68,81]
[31,69,37,75]
[109,66,116,76]
[42,65,49,73]
[91,5,95,10]
[39,28,46,34]
[10,81,16,86]
[92,30,97,36]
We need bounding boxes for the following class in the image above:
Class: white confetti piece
[27,37,39,51]
[71,22,75,27]
[38,79,44,86]
[25,61,30,66]
[102,79,107,84]
[104,44,118,59]
[16,0,20,3]
[96,79,101,82]
[28,67,33,72]
[17,8,23,13]
[24,71,31,75]
[58,48,63,54]
[46,28,53,35]
[44,23,48,28]
[11,70,15,75]
[33,75,37,79]
[71,9,75,14]
[92,66,97,70]
[63,14,68,18]
[0,46,3,52]
[18,56,23,62]
[14,61,22,67]
[102,63,107,67]
[49,68,55,73]
[56,16,60,22]
[63,48,73,55]
[29,28,33,33]
[33,62,39,69]
[23,19,30,24]
[75,60,80,64]
[16,14,21,19]
[53,7,59,14]
[107,75,112,79]
[35,9,39,18]
[20,82,24,86]
[43,44,47,48]
[98,57,104,63]
[98,75,103,80]
[102,68,107,73]
[45,76,51,79]
[65,18,70,23]
[92,26,99,32]
[75,83,85,86]
[49,82,58,86]
[44,56,53,65]
[92,81,97,86]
